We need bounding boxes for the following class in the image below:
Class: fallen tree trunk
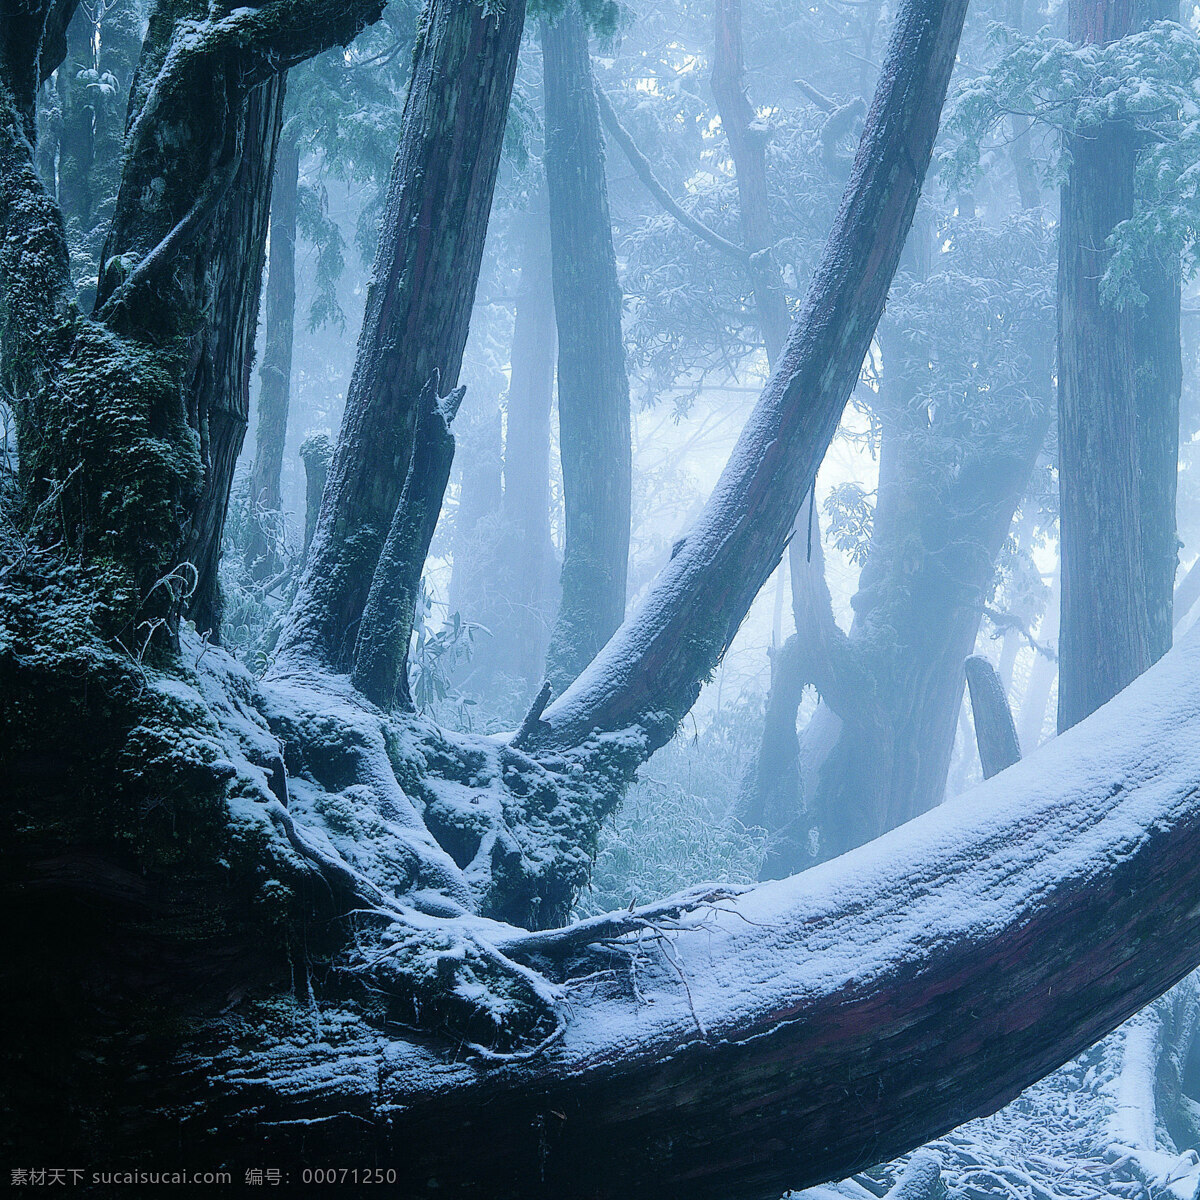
[200,624,1200,1199]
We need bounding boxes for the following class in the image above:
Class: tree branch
[594,87,750,265]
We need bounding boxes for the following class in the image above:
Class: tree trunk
[299,432,333,555]
[178,75,286,635]
[1056,0,1181,732]
[965,655,1022,779]
[278,0,525,671]
[352,375,465,709]
[500,197,559,693]
[456,196,559,697]
[799,398,1051,865]
[534,0,970,754]
[711,0,791,364]
[82,0,379,637]
[245,132,300,580]
[541,3,632,695]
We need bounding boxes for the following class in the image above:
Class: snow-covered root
[188,635,678,1055]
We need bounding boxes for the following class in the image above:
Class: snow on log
[238,624,1200,1199]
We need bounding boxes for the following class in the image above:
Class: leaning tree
[6,0,1200,1195]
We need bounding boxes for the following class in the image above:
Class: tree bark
[278,0,525,671]
[711,0,791,365]
[245,132,300,580]
[299,432,333,555]
[457,196,559,697]
[541,3,632,694]
[534,0,971,755]
[352,374,464,710]
[966,654,1022,779]
[182,76,286,634]
[1056,0,1181,732]
[799,395,1051,866]
[82,0,385,636]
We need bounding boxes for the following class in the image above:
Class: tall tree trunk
[16,0,375,641]
[179,76,286,634]
[94,44,290,635]
[1134,259,1181,660]
[1056,0,1181,732]
[710,0,791,365]
[541,4,631,694]
[278,0,525,671]
[533,0,969,754]
[455,197,559,697]
[500,197,559,693]
[245,132,300,579]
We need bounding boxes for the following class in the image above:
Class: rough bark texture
[180,75,286,633]
[541,4,632,694]
[710,0,791,364]
[1056,0,1181,732]
[246,132,300,579]
[80,0,385,636]
[299,432,333,554]
[279,0,526,670]
[352,375,464,710]
[0,3,73,423]
[965,654,1022,779]
[535,0,970,754]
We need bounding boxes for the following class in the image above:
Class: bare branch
[595,87,751,265]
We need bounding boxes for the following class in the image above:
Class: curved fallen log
[216,625,1200,1199]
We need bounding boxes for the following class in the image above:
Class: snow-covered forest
[5,0,1200,1194]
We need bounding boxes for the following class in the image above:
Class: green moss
[19,319,201,638]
